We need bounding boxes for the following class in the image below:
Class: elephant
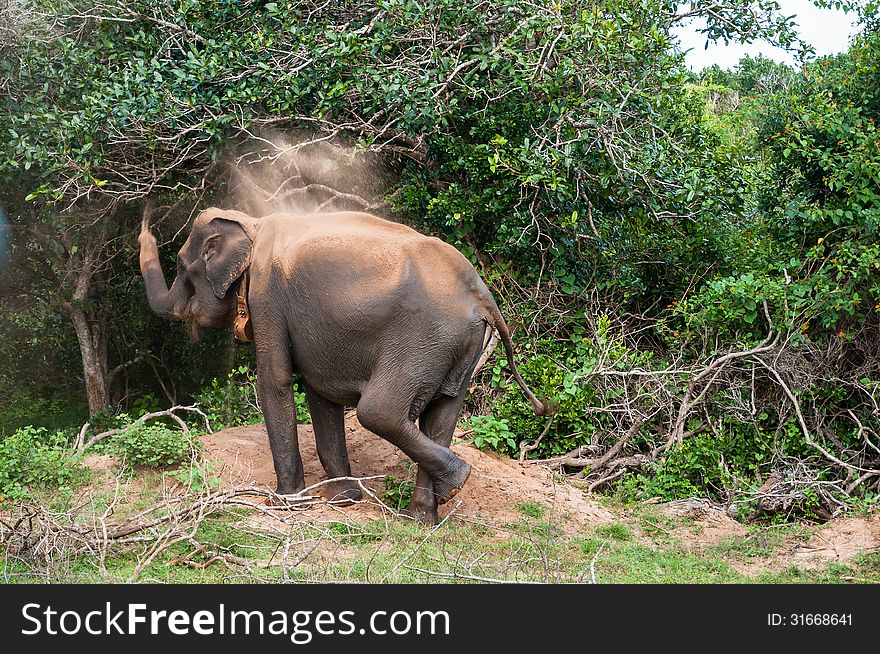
[139,207,552,524]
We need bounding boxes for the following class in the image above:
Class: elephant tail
[487,308,556,417]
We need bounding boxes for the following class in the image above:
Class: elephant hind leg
[401,389,470,525]
[356,384,471,506]
[403,331,484,524]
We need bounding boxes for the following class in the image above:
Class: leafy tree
[0,0,809,417]
[700,54,795,95]
[8,0,877,516]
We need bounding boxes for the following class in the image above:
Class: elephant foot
[400,501,439,526]
[319,478,363,505]
[265,485,305,507]
[432,457,471,505]
[274,480,306,497]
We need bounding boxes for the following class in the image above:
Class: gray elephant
[139,208,551,524]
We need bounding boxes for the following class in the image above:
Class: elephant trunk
[139,218,182,320]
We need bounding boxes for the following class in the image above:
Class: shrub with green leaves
[195,366,310,430]
[469,414,519,455]
[115,423,197,468]
[478,315,654,459]
[0,388,87,436]
[619,433,738,503]
[382,475,415,511]
[170,462,222,493]
[491,353,601,458]
[194,366,263,430]
[0,426,88,500]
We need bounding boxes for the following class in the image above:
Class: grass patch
[636,513,682,543]
[594,523,633,541]
[516,501,546,518]
[591,542,744,583]
[709,523,812,560]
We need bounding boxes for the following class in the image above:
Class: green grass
[708,523,812,560]
[516,501,546,518]
[594,523,633,541]
[6,512,877,584]
[3,471,878,584]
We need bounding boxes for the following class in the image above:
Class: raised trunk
[139,227,181,319]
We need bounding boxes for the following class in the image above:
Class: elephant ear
[200,215,255,299]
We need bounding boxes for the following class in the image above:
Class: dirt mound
[659,498,748,549]
[790,517,880,566]
[655,499,879,574]
[201,416,614,529]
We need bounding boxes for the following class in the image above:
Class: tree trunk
[26,207,118,417]
[67,303,110,416]
[61,245,111,417]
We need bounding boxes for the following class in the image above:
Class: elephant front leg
[303,383,362,504]
[256,348,305,496]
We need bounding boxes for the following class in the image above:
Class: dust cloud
[226,131,388,219]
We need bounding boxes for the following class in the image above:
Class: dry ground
[200,416,614,531]
[194,416,879,574]
[51,416,878,583]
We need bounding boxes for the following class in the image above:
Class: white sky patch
[673,0,861,71]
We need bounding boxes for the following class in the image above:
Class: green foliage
[293,383,311,424]
[114,423,197,468]
[0,387,87,436]
[0,426,88,500]
[468,414,519,454]
[194,366,263,430]
[194,365,310,430]
[699,54,796,95]
[483,352,596,458]
[615,416,851,518]
[382,475,415,511]
[620,433,738,502]
[478,314,653,459]
[169,462,222,493]
[847,493,880,516]
[675,25,880,344]
[516,501,546,518]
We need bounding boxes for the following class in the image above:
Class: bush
[170,462,222,492]
[194,366,262,429]
[618,433,738,503]
[195,365,310,429]
[493,353,601,458]
[0,426,88,500]
[479,316,653,459]
[469,414,519,454]
[0,388,87,436]
[115,423,197,468]
[382,475,415,511]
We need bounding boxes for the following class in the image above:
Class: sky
[673,0,861,71]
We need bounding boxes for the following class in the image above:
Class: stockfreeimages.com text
[21,603,450,644]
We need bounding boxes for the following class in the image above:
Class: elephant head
[138,208,259,339]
